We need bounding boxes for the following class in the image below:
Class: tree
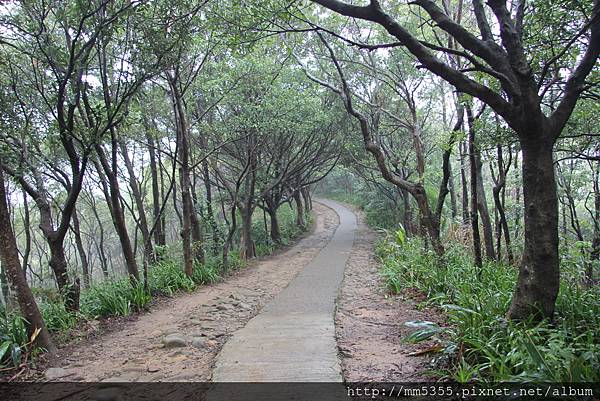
[307,0,600,320]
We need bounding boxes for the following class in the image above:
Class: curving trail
[211,199,357,382]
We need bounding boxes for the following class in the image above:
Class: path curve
[211,199,357,382]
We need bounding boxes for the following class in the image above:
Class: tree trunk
[413,186,444,257]
[294,190,304,227]
[459,141,470,226]
[493,182,514,264]
[239,206,256,259]
[168,72,203,275]
[467,106,483,270]
[587,160,599,287]
[21,190,32,281]
[94,151,139,282]
[0,264,9,306]
[266,203,282,244]
[508,138,559,320]
[203,161,221,254]
[449,165,458,220]
[145,122,166,247]
[71,208,90,288]
[476,154,497,261]
[301,186,312,213]
[120,141,154,263]
[0,168,55,352]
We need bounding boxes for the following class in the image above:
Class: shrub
[378,232,600,382]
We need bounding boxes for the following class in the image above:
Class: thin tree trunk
[94,149,139,282]
[145,121,165,247]
[459,141,470,226]
[203,161,221,254]
[71,207,90,288]
[492,145,514,264]
[120,141,154,263]
[476,155,497,261]
[466,105,483,270]
[21,190,32,281]
[588,160,599,287]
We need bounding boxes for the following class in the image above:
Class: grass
[377,228,600,383]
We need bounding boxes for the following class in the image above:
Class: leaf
[404,320,437,328]
[522,333,558,382]
[405,327,443,343]
[395,226,406,246]
[30,327,41,343]
[442,304,479,315]
[0,341,10,361]
[10,344,21,367]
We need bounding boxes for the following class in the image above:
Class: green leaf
[10,344,21,367]
[0,341,10,361]
[442,304,479,315]
[405,327,443,343]
[522,332,558,382]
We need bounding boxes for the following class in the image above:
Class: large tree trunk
[508,138,559,320]
[0,168,55,352]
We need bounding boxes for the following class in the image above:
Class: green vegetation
[377,229,600,382]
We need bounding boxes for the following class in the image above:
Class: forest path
[211,199,356,382]
[46,202,340,382]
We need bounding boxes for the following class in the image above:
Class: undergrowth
[377,228,600,383]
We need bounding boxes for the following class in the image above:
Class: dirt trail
[335,205,443,381]
[46,203,338,382]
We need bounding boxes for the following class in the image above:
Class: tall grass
[378,229,600,382]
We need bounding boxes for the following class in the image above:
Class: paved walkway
[211,199,356,382]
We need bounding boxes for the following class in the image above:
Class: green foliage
[148,260,196,296]
[191,260,221,285]
[378,235,600,382]
[0,305,29,368]
[39,301,77,333]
